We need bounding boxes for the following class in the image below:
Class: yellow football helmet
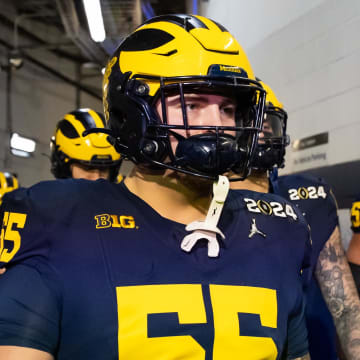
[103,14,266,180]
[0,171,19,204]
[251,80,290,170]
[50,109,121,181]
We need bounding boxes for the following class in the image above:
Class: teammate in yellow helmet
[0,171,19,205]
[50,108,121,181]
[231,80,360,360]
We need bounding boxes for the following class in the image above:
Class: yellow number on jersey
[211,285,277,359]
[0,211,27,263]
[117,284,207,359]
[116,284,278,359]
[351,202,360,228]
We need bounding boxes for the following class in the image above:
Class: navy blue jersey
[0,179,311,359]
[270,172,339,360]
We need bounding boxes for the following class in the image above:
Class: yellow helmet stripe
[195,15,227,33]
[0,172,6,189]
[88,109,105,128]
[63,113,84,137]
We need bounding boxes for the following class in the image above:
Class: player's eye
[186,102,200,111]
[221,104,236,117]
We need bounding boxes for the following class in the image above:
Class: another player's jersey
[0,179,311,359]
[270,173,338,263]
[350,195,360,232]
[270,172,339,360]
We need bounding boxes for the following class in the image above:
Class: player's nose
[190,104,223,136]
[203,104,223,127]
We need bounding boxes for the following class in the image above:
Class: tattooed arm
[347,233,360,294]
[347,233,360,265]
[315,226,360,360]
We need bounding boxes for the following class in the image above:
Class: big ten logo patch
[94,214,138,230]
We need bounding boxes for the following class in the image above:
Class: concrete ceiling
[0,0,188,99]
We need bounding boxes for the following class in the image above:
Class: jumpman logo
[248,218,266,238]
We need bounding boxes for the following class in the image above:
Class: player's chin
[173,170,213,194]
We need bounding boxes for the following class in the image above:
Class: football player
[0,15,311,359]
[231,81,360,359]
[50,108,122,181]
[347,199,360,293]
[0,171,19,205]
[0,171,18,275]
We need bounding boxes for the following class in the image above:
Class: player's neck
[124,166,212,224]
[230,170,270,193]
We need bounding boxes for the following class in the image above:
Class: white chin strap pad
[181,175,229,258]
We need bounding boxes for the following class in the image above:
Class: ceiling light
[9,50,24,69]
[82,0,106,42]
[10,133,36,156]
[10,148,31,158]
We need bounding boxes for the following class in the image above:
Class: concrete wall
[204,0,360,175]
[0,50,102,187]
[204,0,360,246]
[203,0,326,50]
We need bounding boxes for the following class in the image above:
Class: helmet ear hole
[140,140,167,162]
[141,140,158,156]
[50,148,72,179]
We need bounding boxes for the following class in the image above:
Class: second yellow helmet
[50,109,121,181]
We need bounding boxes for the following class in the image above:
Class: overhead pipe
[193,0,198,14]
[0,13,87,63]
[141,1,152,20]
[145,1,155,17]
[55,0,108,65]
[0,37,101,101]
[3,52,13,168]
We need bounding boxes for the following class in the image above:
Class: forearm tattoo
[316,226,360,360]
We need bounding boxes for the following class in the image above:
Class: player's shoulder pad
[1,178,118,222]
[352,193,360,204]
[2,179,84,217]
[228,189,308,227]
[0,179,108,266]
[276,172,336,206]
[228,190,312,277]
[277,172,329,189]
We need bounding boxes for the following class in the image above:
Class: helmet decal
[119,29,175,51]
[58,119,80,139]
